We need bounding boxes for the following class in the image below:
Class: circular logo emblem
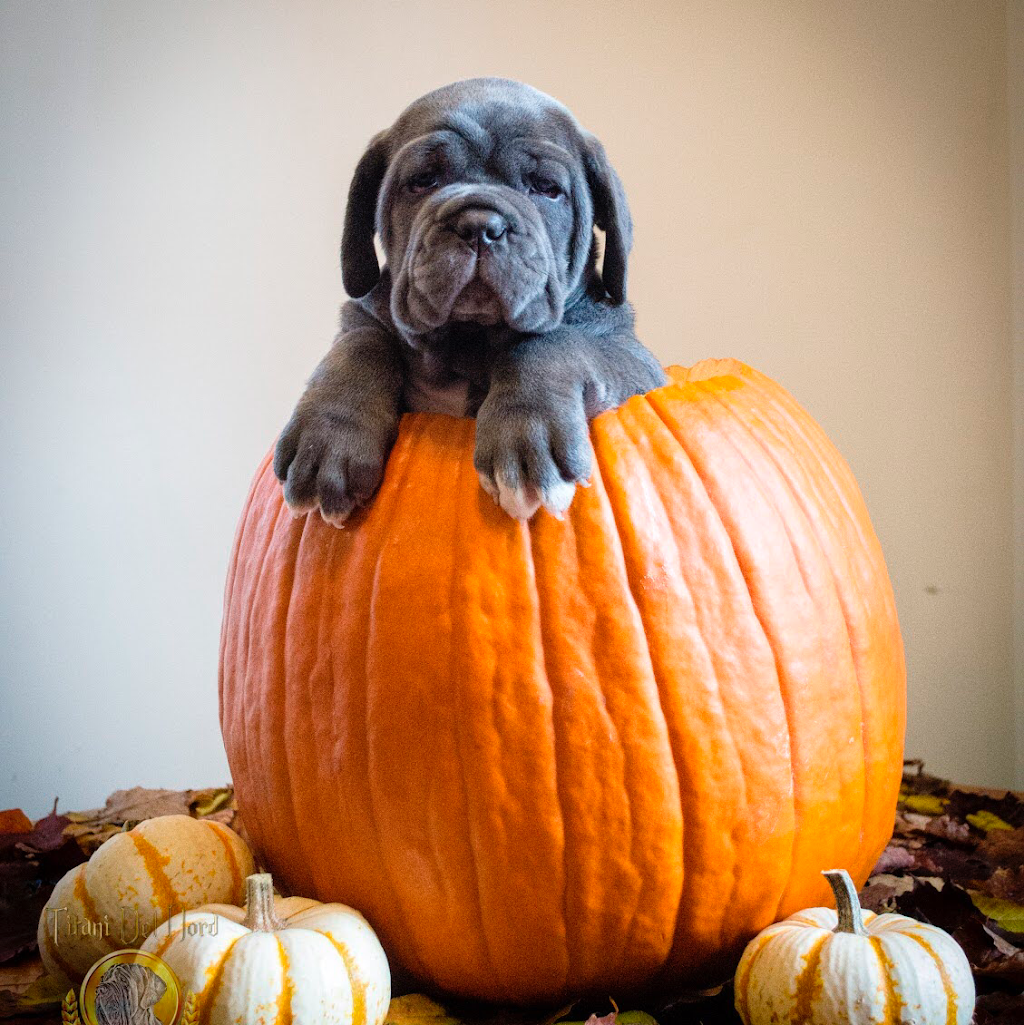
[78,949,184,1025]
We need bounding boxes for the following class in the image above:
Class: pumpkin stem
[823,869,868,936]
[243,873,285,932]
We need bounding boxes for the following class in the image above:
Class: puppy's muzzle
[391,185,566,338]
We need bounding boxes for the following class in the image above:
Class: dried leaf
[974,991,1024,1025]
[871,846,915,874]
[0,963,44,999]
[616,1012,659,1025]
[967,810,1015,834]
[0,814,32,837]
[0,806,67,860]
[189,788,233,818]
[923,815,972,843]
[0,972,65,1018]
[971,894,1024,939]
[901,794,947,816]
[385,996,463,1025]
[978,826,1024,868]
[65,788,194,826]
[945,790,1024,830]
[0,807,86,965]
[984,867,1024,904]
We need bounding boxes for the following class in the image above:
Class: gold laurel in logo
[64,949,193,1025]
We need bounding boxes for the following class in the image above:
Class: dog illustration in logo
[93,963,166,1025]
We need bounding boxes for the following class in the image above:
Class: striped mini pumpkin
[734,870,975,1025]
[143,873,390,1025]
[38,814,254,984]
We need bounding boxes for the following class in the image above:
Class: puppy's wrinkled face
[342,80,626,343]
[383,119,592,338]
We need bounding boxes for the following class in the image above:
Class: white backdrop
[2,0,1020,816]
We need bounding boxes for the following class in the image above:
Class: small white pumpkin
[38,814,254,985]
[734,869,975,1025]
[142,873,390,1025]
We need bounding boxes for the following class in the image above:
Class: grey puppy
[274,77,665,522]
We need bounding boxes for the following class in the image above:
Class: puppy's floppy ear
[582,133,633,304]
[341,131,390,298]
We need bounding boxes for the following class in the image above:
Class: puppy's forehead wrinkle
[435,111,493,158]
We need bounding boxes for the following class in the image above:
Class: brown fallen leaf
[0,814,32,837]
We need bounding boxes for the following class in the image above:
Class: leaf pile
[860,759,1024,1004]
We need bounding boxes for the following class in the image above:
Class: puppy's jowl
[274,77,665,522]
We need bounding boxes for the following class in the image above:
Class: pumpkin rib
[526,520,575,995]
[274,936,294,1025]
[792,933,828,1022]
[689,383,836,919]
[220,474,266,867]
[906,933,959,1025]
[578,438,675,983]
[362,418,438,985]
[323,422,422,981]
[280,508,318,897]
[641,386,793,971]
[594,406,722,976]
[645,392,796,946]
[220,451,271,732]
[635,389,785,982]
[264,500,313,895]
[322,934,367,1025]
[200,935,242,1021]
[729,377,875,874]
[446,434,503,997]
[870,937,905,1025]
[740,372,904,880]
[40,908,79,983]
[704,384,869,880]
[733,930,776,1024]
[674,393,801,927]
[129,832,178,913]
[72,864,101,924]
[698,382,868,907]
[239,489,290,879]
[206,821,244,903]
[292,504,349,905]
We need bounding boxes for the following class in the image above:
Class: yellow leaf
[966,810,1014,833]
[385,995,463,1025]
[191,787,233,817]
[970,893,1024,934]
[900,794,947,816]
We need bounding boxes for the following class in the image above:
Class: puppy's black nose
[452,208,507,246]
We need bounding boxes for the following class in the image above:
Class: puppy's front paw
[473,397,592,520]
[273,405,393,527]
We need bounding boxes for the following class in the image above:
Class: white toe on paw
[494,470,542,520]
[285,499,315,519]
[319,504,353,528]
[477,472,499,502]
[540,478,577,519]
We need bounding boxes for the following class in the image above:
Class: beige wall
[1,1,1018,816]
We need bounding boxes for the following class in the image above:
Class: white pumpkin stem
[823,869,868,936]
[243,873,285,932]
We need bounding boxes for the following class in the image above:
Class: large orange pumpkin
[220,359,905,1004]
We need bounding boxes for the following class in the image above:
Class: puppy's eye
[406,171,440,194]
[528,176,563,199]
